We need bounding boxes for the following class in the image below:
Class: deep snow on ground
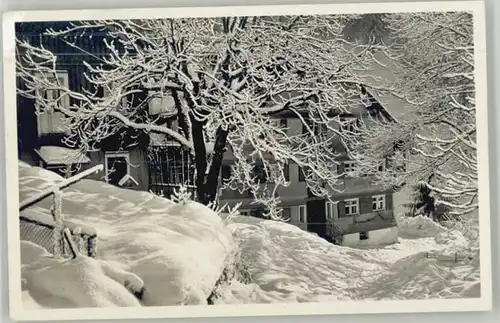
[19,162,481,309]
[19,162,236,308]
[212,212,480,304]
[21,241,143,308]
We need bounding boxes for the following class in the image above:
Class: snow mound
[214,215,481,304]
[19,163,237,307]
[358,249,480,300]
[396,215,446,239]
[434,230,468,249]
[217,216,365,303]
[21,241,143,308]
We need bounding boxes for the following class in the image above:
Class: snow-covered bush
[170,184,193,205]
[404,179,451,222]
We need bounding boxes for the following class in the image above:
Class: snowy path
[214,215,480,304]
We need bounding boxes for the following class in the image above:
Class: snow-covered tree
[345,11,476,217]
[16,15,382,219]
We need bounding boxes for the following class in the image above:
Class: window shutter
[298,167,306,182]
[37,112,53,135]
[386,193,393,210]
[338,201,346,218]
[337,163,343,175]
[284,163,290,181]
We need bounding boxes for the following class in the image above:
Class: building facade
[217,104,399,246]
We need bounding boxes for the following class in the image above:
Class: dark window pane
[107,156,128,186]
[252,164,267,183]
[221,165,231,183]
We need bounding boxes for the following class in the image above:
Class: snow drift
[21,241,143,308]
[213,214,480,304]
[19,162,237,307]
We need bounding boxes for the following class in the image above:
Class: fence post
[51,187,63,257]
[88,236,97,258]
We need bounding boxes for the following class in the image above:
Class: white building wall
[341,226,399,247]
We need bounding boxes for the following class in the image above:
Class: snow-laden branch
[108,111,193,149]
[344,11,477,216]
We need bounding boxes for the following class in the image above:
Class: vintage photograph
[3,0,491,320]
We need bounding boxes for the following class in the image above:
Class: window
[105,152,131,187]
[221,165,232,183]
[251,208,268,219]
[102,83,132,111]
[378,161,386,172]
[166,119,179,132]
[298,205,307,223]
[372,195,386,211]
[325,201,335,220]
[340,118,359,133]
[239,209,250,216]
[344,198,359,216]
[252,164,267,183]
[281,207,291,221]
[148,92,177,116]
[37,72,69,103]
[313,123,328,138]
[343,161,356,174]
[359,232,369,240]
[302,120,327,138]
[270,119,287,133]
[35,71,69,135]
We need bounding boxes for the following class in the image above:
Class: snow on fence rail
[19,165,103,258]
[19,165,104,211]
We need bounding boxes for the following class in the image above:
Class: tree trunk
[190,115,230,206]
[191,119,208,202]
[199,127,229,205]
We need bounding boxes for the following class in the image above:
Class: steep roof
[356,50,415,123]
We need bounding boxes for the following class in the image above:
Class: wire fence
[19,165,102,259]
[20,216,97,258]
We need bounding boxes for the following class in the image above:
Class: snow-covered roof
[35,146,91,166]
